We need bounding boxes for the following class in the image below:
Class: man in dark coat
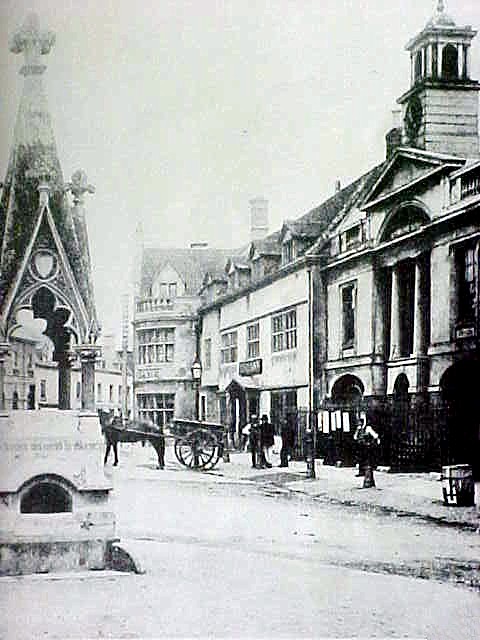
[279,418,295,467]
[260,414,274,468]
[248,415,262,468]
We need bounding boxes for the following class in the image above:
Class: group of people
[242,414,295,469]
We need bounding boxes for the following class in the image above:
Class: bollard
[363,464,375,488]
[304,429,316,479]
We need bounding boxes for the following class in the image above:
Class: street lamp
[191,358,202,420]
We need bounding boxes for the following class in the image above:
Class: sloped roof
[141,247,238,295]
[250,230,282,258]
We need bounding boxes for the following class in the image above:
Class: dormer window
[339,221,366,254]
[282,239,296,265]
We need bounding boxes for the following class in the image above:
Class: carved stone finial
[37,182,51,208]
[10,13,55,76]
[437,0,445,12]
[65,170,95,206]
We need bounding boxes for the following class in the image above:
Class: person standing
[248,415,262,468]
[279,417,295,467]
[353,414,380,477]
[260,414,274,468]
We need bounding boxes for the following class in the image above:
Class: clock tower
[397,1,479,157]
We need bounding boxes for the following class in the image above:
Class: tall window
[282,240,296,265]
[76,381,81,399]
[442,44,458,80]
[221,331,238,364]
[118,385,122,402]
[341,283,356,349]
[272,309,297,352]
[137,393,174,427]
[157,282,177,301]
[97,383,102,402]
[109,385,114,402]
[137,328,175,364]
[40,379,47,401]
[457,244,478,322]
[203,338,212,370]
[247,323,260,359]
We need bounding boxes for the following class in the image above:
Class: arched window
[442,44,458,80]
[414,51,423,82]
[380,206,429,243]
[21,482,72,513]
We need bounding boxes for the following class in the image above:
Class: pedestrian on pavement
[102,411,121,466]
[353,414,380,477]
[248,415,263,468]
[241,421,251,452]
[260,414,274,468]
[279,417,295,467]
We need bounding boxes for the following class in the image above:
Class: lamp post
[191,358,202,469]
[191,358,202,421]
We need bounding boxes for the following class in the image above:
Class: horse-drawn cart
[100,412,226,471]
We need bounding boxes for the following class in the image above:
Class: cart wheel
[175,429,218,469]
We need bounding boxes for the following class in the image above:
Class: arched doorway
[328,375,365,466]
[440,360,480,479]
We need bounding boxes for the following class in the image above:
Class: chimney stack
[249,197,269,242]
[335,180,341,193]
[386,109,403,159]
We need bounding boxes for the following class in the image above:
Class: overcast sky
[1,0,479,345]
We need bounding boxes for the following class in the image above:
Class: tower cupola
[397,1,479,157]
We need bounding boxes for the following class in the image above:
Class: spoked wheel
[174,429,220,470]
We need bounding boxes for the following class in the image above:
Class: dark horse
[98,410,165,469]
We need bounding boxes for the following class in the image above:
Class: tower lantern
[397,1,479,157]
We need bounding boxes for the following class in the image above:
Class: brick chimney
[249,197,269,242]
[386,109,403,159]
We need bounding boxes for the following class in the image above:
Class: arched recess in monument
[20,475,73,513]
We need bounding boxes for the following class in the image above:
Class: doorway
[440,360,480,479]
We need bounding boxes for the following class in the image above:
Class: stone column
[0,342,10,414]
[75,344,101,413]
[413,258,427,356]
[58,352,75,410]
[389,266,401,360]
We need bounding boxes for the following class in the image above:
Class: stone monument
[0,14,116,575]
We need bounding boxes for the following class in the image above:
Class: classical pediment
[361,148,464,210]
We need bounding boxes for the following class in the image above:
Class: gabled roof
[361,147,464,211]
[305,162,387,256]
[249,231,282,259]
[141,247,238,295]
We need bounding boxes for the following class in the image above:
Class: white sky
[1,0,479,345]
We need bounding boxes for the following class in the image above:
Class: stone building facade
[133,2,479,475]
[319,2,480,476]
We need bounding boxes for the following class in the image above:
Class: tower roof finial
[426,0,455,28]
[9,13,55,76]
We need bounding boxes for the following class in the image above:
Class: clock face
[405,96,423,141]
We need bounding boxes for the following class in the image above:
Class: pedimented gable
[152,263,185,297]
[362,149,463,210]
